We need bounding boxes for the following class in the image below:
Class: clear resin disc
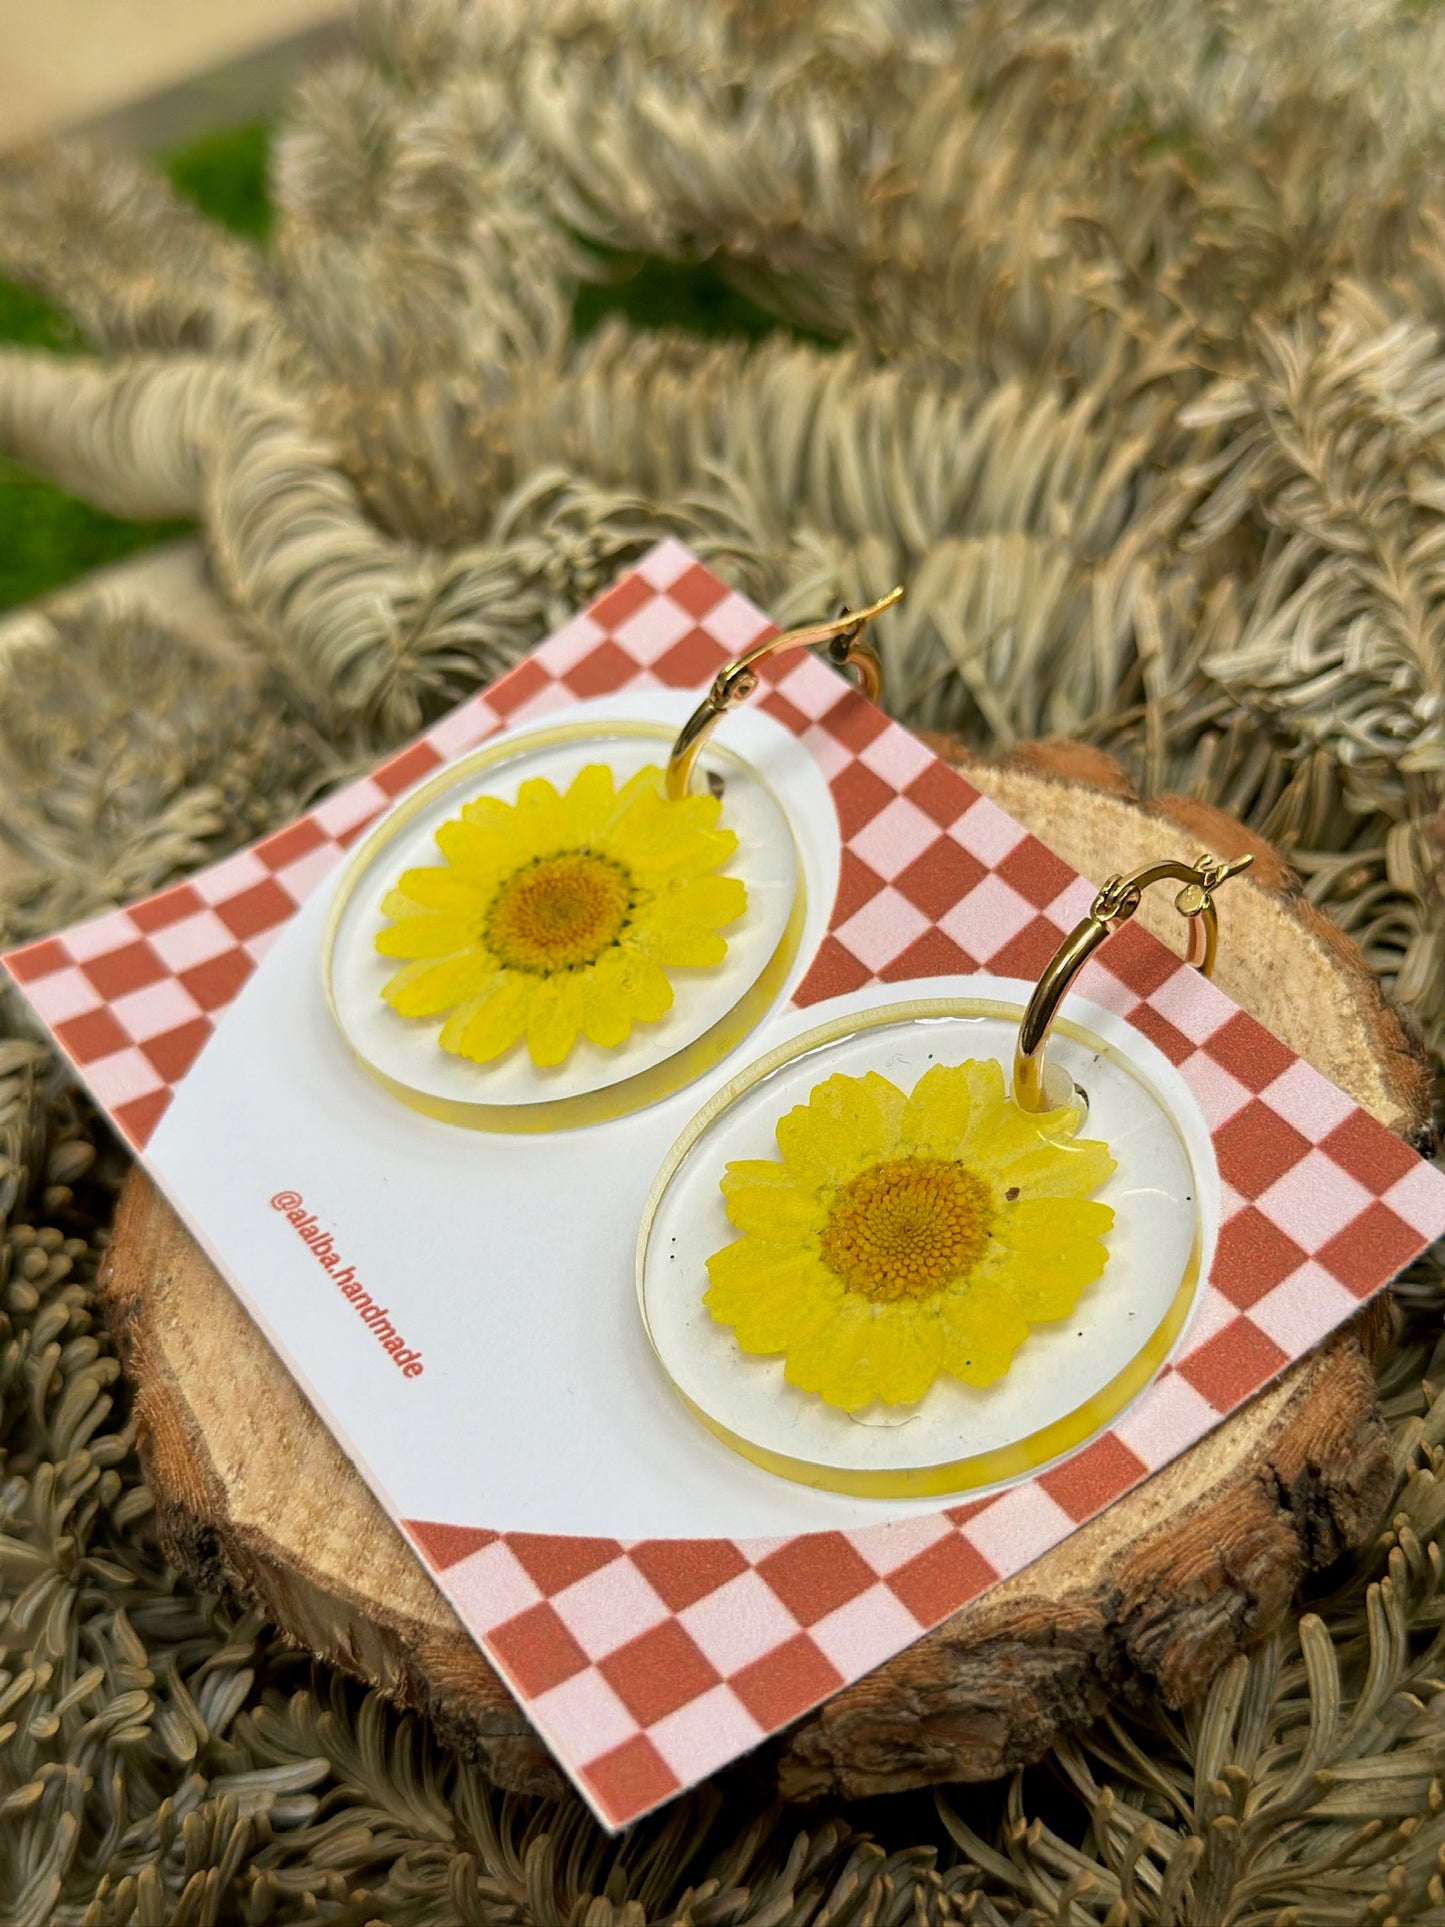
[638,997,1207,1497]
[323,721,803,1131]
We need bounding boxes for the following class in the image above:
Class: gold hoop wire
[1014,852,1254,1112]
[665,588,902,798]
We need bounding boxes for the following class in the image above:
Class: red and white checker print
[7,540,1445,1830]
[1,545,785,1146]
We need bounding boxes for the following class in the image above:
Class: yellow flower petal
[459,793,518,833]
[719,1168,826,1239]
[991,1203,1113,1317]
[1001,1257,1099,1321]
[705,1232,808,1298]
[862,1310,943,1405]
[632,828,741,886]
[440,973,531,1061]
[502,776,578,857]
[602,781,739,881]
[995,1197,1115,1257]
[383,953,496,1016]
[514,773,569,818]
[561,762,618,825]
[611,773,720,832]
[783,1298,875,1407]
[375,762,741,1069]
[580,959,633,1048]
[629,875,748,964]
[937,1274,1031,1385]
[672,874,749,927]
[704,1060,1115,1408]
[705,1247,836,1352]
[777,1071,907,1187]
[956,1075,1082,1174]
[525,974,585,1067]
[716,1157,796,1189]
[434,815,523,877]
[387,867,485,913]
[374,913,480,960]
[769,1103,839,1190]
[609,952,674,1023]
[650,927,729,967]
[899,1062,978,1157]
[609,765,667,816]
[994,1138,1117,1201]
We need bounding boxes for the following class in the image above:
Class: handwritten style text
[270,1191,425,1379]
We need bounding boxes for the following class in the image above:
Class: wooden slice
[96,742,1429,1802]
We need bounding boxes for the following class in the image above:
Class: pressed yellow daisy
[375,764,747,1068]
[704,1060,1114,1409]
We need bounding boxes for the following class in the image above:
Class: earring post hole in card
[8,541,1445,1831]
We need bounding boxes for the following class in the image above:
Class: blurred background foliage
[6,4,1445,1921]
[0,121,785,612]
[0,122,272,609]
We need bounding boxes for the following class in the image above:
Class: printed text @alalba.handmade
[270,1190,425,1378]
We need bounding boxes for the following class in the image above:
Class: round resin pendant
[637,996,1209,1498]
[323,721,803,1131]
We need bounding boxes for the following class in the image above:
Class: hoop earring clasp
[1014,851,1254,1112]
[665,588,902,799]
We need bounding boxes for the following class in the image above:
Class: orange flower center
[819,1156,994,1303]
[485,851,633,974]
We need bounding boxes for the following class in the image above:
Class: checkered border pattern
[8,541,1445,1830]
[2,543,783,1146]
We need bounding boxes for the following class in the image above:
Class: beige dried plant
[2,1,1445,1920]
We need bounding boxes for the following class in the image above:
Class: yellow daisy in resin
[375,765,746,1068]
[704,1061,1115,1409]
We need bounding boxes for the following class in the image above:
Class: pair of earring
[322,593,1248,1496]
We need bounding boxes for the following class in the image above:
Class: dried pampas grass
[2,0,1445,1920]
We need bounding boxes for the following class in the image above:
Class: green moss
[0,278,84,355]
[0,461,190,611]
[160,119,272,239]
[0,122,275,613]
[573,251,802,340]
